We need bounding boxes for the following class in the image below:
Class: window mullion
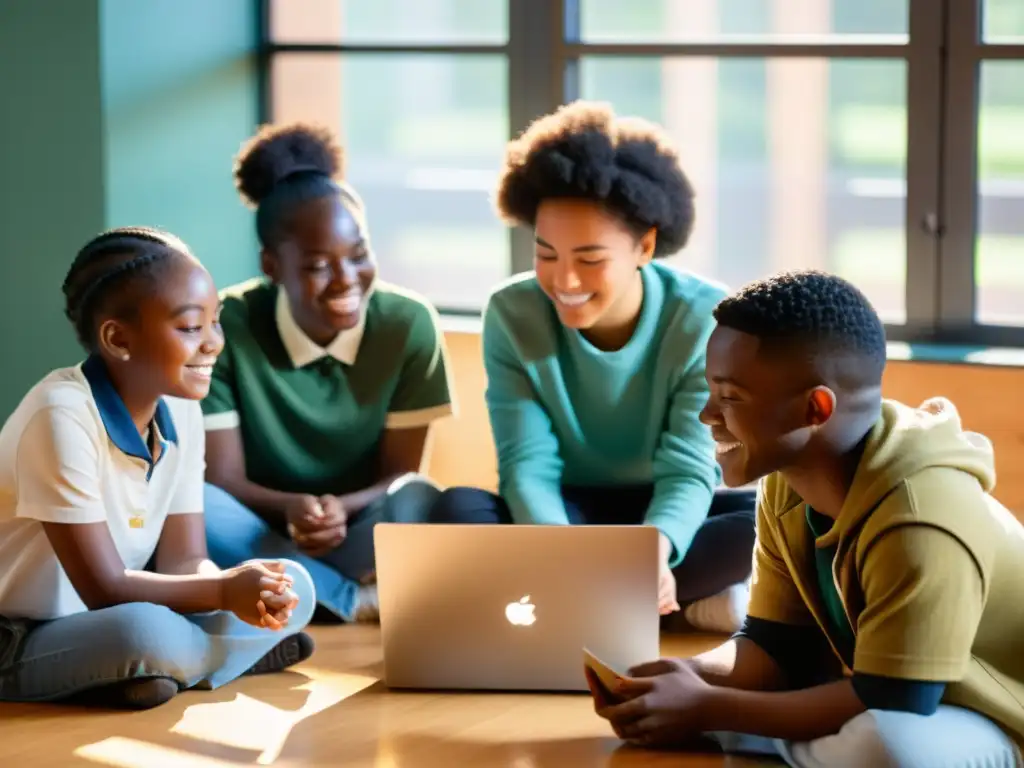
[939,0,982,334]
[508,0,566,275]
[904,0,948,337]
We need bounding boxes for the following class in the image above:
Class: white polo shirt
[0,356,205,620]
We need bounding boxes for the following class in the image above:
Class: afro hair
[233,122,344,208]
[495,100,695,258]
[713,270,888,377]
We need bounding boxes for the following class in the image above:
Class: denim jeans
[428,485,757,604]
[0,560,315,702]
[203,475,442,621]
[710,706,1022,767]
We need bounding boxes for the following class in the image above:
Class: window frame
[260,0,1024,345]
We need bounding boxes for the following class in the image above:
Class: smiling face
[263,194,375,347]
[102,253,224,401]
[700,326,829,487]
[533,199,655,341]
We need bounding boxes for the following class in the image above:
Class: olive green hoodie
[748,397,1024,745]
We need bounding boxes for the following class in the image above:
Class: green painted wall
[101,0,260,289]
[0,0,106,416]
[0,0,259,417]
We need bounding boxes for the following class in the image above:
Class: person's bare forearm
[687,637,788,691]
[216,468,410,522]
[340,474,404,514]
[160,557,220,577]
[700,679,865,741]
[97,571,226,614]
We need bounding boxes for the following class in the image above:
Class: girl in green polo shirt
[202,123,455,624]
[427,101,756,633]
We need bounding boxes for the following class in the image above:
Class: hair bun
[233,122,345,207]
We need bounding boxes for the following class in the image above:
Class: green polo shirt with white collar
[201,279,455,496]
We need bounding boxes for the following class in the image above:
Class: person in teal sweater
[428,101,756,632]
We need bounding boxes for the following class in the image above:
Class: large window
[266,0,510,310]
[264,0,1024,344]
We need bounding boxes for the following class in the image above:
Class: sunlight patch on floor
[75,668,376,767]
[74,738,236,768]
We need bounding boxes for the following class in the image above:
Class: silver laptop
[374,523,661,692]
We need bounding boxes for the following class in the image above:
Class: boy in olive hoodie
[594,271,1024,765]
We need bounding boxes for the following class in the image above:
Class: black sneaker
[73,677,179,710]
[245,631,315,675]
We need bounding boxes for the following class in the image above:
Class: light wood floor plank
[0,626,780,767]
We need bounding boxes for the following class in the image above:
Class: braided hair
[233,122,364,249]
[63,226,192,351]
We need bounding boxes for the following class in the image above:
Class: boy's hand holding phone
[583,648,630,707]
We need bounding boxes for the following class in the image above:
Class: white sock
[683,580,750,634]
[352,583,379,623]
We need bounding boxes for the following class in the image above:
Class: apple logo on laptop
[505,595,536,626]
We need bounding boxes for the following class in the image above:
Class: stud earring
[121,352,130,361]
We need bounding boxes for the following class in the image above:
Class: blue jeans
[710,706,1021,766]
[203,475,442,621]
[429,485,757,604]
[0,560,315,702]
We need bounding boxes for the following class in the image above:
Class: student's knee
[779,711,900,767]
[382,473,443,524]
[710,487,758,518]
[427,486,507,524]
[97,603,198,678]
[781,708,1021,768]
[280,560,316,630]
[828,710,909,767]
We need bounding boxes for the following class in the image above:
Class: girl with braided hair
[428,101,757,633]
[0,227,315,709]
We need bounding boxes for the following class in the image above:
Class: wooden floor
[0,626,780,767]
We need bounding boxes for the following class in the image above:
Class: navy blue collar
[81,355,179,464]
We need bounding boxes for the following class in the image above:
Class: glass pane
[580,56,908,324]
[269,0,507,44]
[580,0,908,43]
[975,61,1024,326]
[271,53,510,310]
[983,0,1024,42]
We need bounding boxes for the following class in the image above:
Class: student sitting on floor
[427,101,756,633]
[202,123,455,624]
[0,228,315,710]
[595,270,1024,765]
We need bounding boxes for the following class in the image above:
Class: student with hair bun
[428,101,756,633]
[0,227,315,710]
[202,123,455,624]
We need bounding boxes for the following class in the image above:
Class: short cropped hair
[713,270,887,379]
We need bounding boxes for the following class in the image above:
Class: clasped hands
[285,494,348,557]
[221,559,299,630]
[220,495,346,631]
[218,495,347,632]
[587,657,715,749]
